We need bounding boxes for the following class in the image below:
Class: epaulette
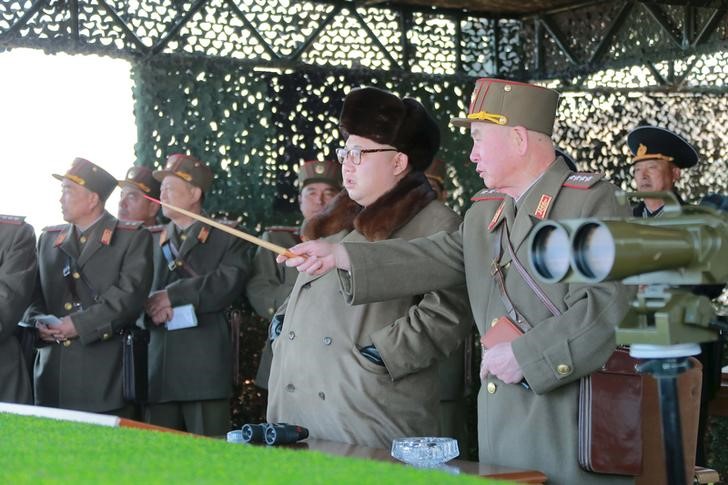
[147,224,165,233]
[0,214,25,225]
[116,220,144,231]
[42,224,69,233]
[265,225,299,233]
[470,188,506,202]
[562,172,603,190]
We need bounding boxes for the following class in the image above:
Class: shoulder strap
[62,255,99,311]
[490,224,530,332]
[504,231,561,318]
[160,239,199,278]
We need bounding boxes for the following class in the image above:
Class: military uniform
[29,213,152,412]
[338,79,633,483]
[145,154,249,436]
[0,215,36,404]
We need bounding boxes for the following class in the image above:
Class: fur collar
[302,171,436,241]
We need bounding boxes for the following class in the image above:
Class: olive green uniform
[28,212,153,414]
[145,219,249,435]
[340,158,633,483]
[0,215,36,404]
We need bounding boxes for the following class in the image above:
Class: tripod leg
[657,374,686,485]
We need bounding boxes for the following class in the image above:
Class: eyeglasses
[335,146,398,165]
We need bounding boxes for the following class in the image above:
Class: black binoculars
[241,422,309,445]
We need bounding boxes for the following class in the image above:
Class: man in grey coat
[280,79,633,483]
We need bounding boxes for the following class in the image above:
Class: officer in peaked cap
[118,165,162,227]
[279,78,633,483]
[246,159,341,391]
[144,153,249,436]
[628,125,698,217]
[27,157,153,416]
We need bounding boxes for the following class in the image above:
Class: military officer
[627,125,720,466]
[27,158,153,416]
[0,215,36,404]
[246,159,341,389]
[144,153,249,436]
[280,79,633,483]
[118,165,161,227]
[267,86,473,449]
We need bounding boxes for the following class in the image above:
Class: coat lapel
[509,158,571,255]
[56,225,79,261]
[77,213,116,268]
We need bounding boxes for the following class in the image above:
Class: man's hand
[38,316,79,342]
[480,342,524,384]
[276,240,351,276]
[146,290,172,316]
[150,306,173,325]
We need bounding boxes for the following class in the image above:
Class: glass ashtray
[391,437,459,467]
[226,430,245,444]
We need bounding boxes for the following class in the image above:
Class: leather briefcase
[578,347,643,476]
[121,327,150,403]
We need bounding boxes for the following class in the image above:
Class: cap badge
[314,164,325,174]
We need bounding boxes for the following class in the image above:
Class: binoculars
[241,422,309,445]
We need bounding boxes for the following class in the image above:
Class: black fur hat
[339,86,440,172]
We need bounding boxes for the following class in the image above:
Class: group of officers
[0,77,722,484]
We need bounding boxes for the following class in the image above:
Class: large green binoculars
[528,194,728,286]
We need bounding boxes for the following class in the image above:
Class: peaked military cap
[627,126,698,168]
[298,160,342,189]
[52,157,117,202]
[153,153,214,194]
[339,86,440,172]
[451,78,560,136]
[118,165,161,199]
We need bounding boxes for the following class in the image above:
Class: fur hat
[339,86,440,172]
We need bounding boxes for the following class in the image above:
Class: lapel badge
[534,194,553,220]
[488,200,505,232]
[101,228,113,246]
[198,226,210,244]
[54,232,67,247]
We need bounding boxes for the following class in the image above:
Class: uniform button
[487,382,497,394]
[64,302,73,311]
[176,261,183,267]
[504,84,512,92]
[504,262,511,270]
[102,333,110,341]
[288,331,295,340]
[318,392,325,400]
[63,340,71,348]
[79,236,87,244]
[180,234,187,240]
[557,364,571,375]
[323,337,332,346]
[490,318,498,327]
[285,384,295,392]
[72,272,81,280]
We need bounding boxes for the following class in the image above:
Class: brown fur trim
[302,171,436,242]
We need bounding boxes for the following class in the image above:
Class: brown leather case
[481,315,523,349]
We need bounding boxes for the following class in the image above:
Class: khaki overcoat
[29,212,153,412]
[342,158,633,484]
[147,220,248,403]
[267,183,473,449]
[0,216,36,404]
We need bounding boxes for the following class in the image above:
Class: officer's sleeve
[245,232,292,318]
[371,283,474,381]
[339,224,466,304]
[0,224,37,343]
[166,234,248,314]
[513,184,633,394]
[73,228,153,345]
